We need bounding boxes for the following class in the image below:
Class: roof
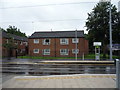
[2,31,28,41]
[29,31,85,39]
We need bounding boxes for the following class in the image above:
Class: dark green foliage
[86,2,120,58]
[6,25,27,37]
[3,35,17,49]
[2,36,18,59]
[0,27,6,32]
[1,25,27,37]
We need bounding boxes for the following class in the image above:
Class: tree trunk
[102,44,107,60]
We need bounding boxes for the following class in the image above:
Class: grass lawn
[18,54,119,60]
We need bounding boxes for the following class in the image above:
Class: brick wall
[2,38,28,57]
[29,38,89,57]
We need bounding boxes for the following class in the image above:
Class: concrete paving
[2,74,116,88]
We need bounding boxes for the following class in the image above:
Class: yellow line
[15,75,116,81]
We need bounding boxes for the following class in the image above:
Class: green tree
[86,2,120,59]
[0,27,6,32]
[3,35,18,59]
[6,25,27,37]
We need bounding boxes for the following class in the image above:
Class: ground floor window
[43,49,50,55]
[33,49,39,53]
[20,49,25,53]
[60,49,69,55]
[72,49,79,54]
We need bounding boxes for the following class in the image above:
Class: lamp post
[75,29,77,61]
[109,0,113,60]
[100,0,113,60]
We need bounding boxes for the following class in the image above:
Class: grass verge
[18,54,119,60]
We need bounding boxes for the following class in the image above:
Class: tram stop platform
[2,74,116,88]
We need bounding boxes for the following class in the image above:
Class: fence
[116,59,120,89]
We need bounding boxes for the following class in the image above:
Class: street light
[75,29,78,61]
[109,0,113,60]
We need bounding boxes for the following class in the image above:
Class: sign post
[93,42,102,60]
[116,59,120,89]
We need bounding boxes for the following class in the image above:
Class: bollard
[116,59,120,89]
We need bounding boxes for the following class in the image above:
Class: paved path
[2,74,116,88]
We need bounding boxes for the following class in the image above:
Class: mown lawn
[18,54,119,60]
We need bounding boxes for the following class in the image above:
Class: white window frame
[43,49,50,55]
[33,49,39,53]
[20,49,23,53]
[72,38,79,43]
[15,40,18,45]
[15,42,18,45]
[20,41,23,45]
[60,49,69,55]
[6,39,9,43]
[20,49,25,53]
[60,38,69,45]
[72,49,79,54]
[23,42,28,46]
[34,39,39,44]
[43,39,50,45]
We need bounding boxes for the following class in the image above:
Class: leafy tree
[6,25,27,37]
[0,27,6,32]
[86,2,120,59]
[2,35,18,59]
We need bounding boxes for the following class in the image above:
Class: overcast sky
[0,0,119,36]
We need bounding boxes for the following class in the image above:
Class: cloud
[0,0,118,36]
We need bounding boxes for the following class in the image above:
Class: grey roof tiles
[2,31,28,41]
[29,31,84,38]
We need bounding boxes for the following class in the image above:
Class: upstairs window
[60,38,69,45]
[6,39,9,43]
[23,42,28,46]
[43,39,50,45]
[34,39,39,44]
[60,49,69,55]
[20,41,23,45]
[14,40,18,45]
[72,38,79,43]
[43,49,50,55]
[33,49,39,53]
[72,49,79,54]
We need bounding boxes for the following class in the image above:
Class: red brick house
[29,31,89,57]
[2,31,28,57]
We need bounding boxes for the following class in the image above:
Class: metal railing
[116,59,120,89]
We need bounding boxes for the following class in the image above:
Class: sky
[0,0,119,36]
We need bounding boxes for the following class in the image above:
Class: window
[43,39,50,45]
[20,49,23,53]
[20,41,23,45]
[72,38,79,43]
[15,41,18,45]
[60,49,69,55]
[60,38,69,45]
[33,49,39,53]
[34,39,39,44]
[23,42,28,46]
[43,49,50,55]
[20,49,25,53]
[6,39,9,43]
[72,49,79,54]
